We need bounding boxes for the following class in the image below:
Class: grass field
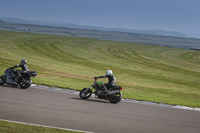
[0,31,200,108]
[0,120,80,133]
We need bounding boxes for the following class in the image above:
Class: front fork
[84,87,92,92]
[1,75,6,80]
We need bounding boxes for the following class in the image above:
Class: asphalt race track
[0,85,200,133]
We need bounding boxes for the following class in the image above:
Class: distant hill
[0,18,200,49]
[0,17,188,38]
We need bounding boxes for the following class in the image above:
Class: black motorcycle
[0,68,37,89]
[79,78,123,103]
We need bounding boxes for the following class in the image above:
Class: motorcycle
[0,68,37,89]
[79,78,123,103]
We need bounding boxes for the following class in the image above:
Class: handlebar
[9,67,13,70]
[94,77,98,81]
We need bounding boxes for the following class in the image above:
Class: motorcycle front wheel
[79,88,92,99]
[109,92,122,104]
[19,78,32,89]
[0,75,6,85]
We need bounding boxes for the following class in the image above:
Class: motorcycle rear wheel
[79,88,92,99]
[0,75,6,85]
[19,78,32,89]
[109,92,122,104]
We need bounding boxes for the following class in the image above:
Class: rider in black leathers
[94,70,116,91]
[9,59,29,78]
[10,59,29,71]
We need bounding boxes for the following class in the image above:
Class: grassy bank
[0,31,200,107]
[0,120,80,133]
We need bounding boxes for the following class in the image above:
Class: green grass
[0,31,200,108]
[0,120,81,133]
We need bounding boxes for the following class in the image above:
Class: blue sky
[0,0,200,34]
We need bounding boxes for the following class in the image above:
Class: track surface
[0,85,200,133]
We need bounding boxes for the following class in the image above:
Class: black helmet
[20,59,27,65]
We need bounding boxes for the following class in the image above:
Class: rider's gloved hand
[94,77,97,80]
[9,67,13,70]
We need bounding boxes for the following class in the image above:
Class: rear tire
[0,75,6,85]
[79,88,92,99]
[19,78,32,89]
[109,92,122,104]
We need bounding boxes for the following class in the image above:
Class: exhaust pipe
[108,90,120,95]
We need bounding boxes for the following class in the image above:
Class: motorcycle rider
[94,70,116,92]
[9,59,29,78]
[10,59,29,71]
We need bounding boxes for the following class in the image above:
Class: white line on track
[0,119,94,133]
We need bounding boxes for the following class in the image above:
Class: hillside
[1,20,200,49]
[0,31,200,107]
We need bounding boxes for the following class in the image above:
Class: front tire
[0,75,6,85]
[109,92,122,104]
[79,88,92,99]
[19,78,32,89]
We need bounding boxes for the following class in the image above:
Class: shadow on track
[0,84,21,89]
[71,97,109,104]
